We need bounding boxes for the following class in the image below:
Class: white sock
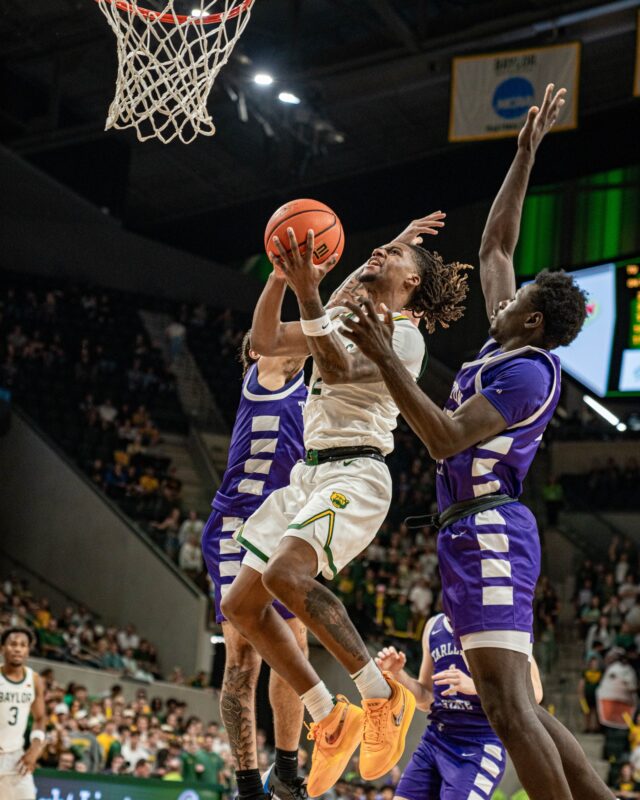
[351,658,391,701]
[301,681,335,723]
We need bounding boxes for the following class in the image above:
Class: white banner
[634,10,640,97]
[449,42,580,142]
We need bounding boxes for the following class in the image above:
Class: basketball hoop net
[95,0,254,144]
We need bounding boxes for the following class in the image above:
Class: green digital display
[34,769,223,800]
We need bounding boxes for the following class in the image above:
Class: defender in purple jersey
[201,334,309,800]
[342,85,614,799]
[202,338,307,624]
[375,614,543,800]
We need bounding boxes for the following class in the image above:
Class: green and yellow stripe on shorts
[288,508,337,578]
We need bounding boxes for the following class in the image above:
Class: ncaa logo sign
[178,791,201,800]
[492,77,535,120]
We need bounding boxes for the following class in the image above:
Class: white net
[96,0,254,144]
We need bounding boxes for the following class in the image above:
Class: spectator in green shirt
[195,745,224,785]
[39,619,66,659]
[386,593,413,636]
[180,737,201,782]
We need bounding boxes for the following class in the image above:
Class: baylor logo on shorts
[330,491,350,509]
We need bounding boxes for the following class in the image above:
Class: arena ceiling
[1,0,639,260]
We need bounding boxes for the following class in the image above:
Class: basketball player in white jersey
[0,628,46,800]
[223,216,472,795]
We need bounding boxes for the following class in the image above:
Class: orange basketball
[264,198,344,272]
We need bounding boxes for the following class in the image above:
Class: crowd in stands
[8,274,640,796]
[0,574,204,685]
[182,303,249,427]
[560,458,640,512]
[33,668,232,787]
[548,409,640,443]
[0,276,218,588]
[573,538,640,792]
[0,277,190,526]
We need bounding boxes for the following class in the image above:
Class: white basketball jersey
[303,311,425,456]
[0,666,35,754]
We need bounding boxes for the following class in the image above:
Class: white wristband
[300,314,333,337]
[30,730,45,743]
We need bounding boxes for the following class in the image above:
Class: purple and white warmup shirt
[437,339,561,511]
[202,363,307,623]
[435,339,561,641]
[212,363,307,517]
[394,614,505,800]
[427,613,496,737]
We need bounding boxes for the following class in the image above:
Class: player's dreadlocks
[532,269,587,349]
[239,331,258,377]
[405,245,473,334]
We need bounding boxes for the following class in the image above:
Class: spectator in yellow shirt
[138,468,159,494]
[97,719,119,760]
[35,598,52,629]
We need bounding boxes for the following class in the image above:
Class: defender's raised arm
[478,83,566,321]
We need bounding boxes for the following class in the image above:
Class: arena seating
[34,664,231,786]
[0,573,190,684]
[0,274,192,533]
[560,458,640,511]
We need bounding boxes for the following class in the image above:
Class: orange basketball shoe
[306,696,364,797]
[359,672,416,780]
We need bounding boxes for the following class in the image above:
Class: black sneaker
[263,764,308,800]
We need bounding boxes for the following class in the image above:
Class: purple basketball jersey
[212,364,307,517]
[428,613,495,737]
[436,339,561,511]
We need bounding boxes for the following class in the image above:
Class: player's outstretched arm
[478,83,566,321]
[17,672,46,775]
[341,300,508,459]
[250,272,311,357]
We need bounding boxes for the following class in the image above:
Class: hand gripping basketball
[271,229,339,292]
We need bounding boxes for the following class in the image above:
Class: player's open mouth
[367,259,383,268]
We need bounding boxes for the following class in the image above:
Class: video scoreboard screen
[523,257,640,397]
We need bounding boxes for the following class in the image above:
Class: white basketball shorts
[236,457,392,580]
[0,751,36,800]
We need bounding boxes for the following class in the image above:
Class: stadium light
[254,73,274,86]
[278,91,301,105]
[583,394,623,429]
[191,8,205,17]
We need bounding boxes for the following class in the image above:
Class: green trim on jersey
[288,508,337,578]
[418,344,429,380]
[236,531,269,563]
[0,666,28,685]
